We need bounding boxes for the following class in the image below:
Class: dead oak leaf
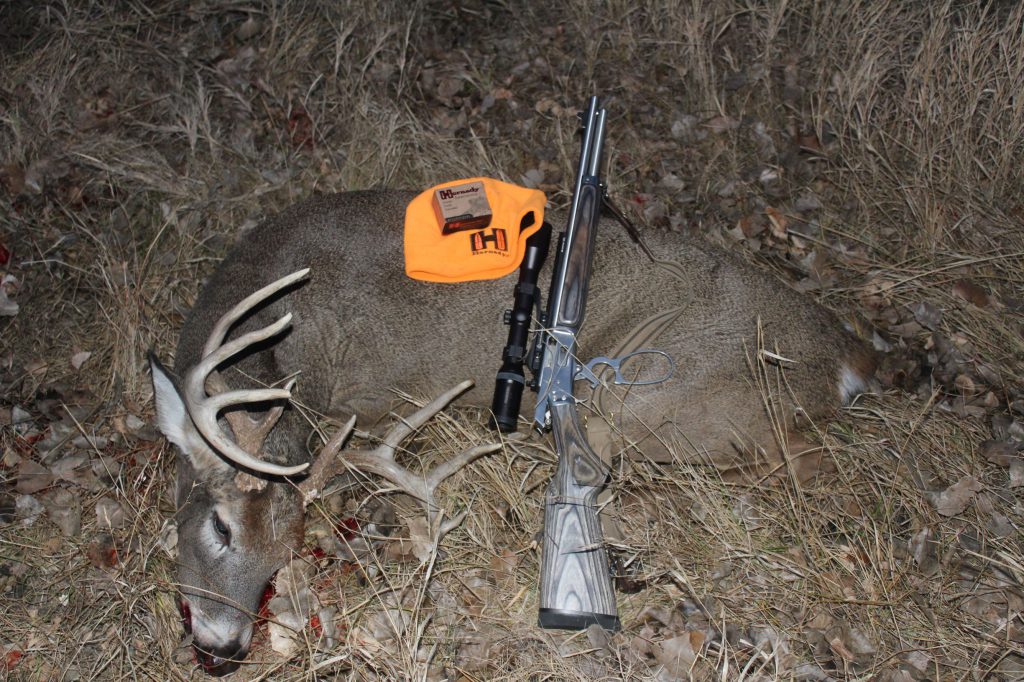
[910,301,942,330]
[654,632,701,676]
[95,497,125,529]
[70,351,91,370]
[435,76,463,103]
[461,573,493,617]
[383,516,434,562]
[267,559,321,658]
[407,516,433,562]
[952,279,991,308]
[704,115,739,134]
[86,533,119,569]
[490,549,520,593]
[909,527,940,575]
[765,206,789,239]
[268,606,305,658]
[829,635,856,662]
[980,440,1018,467]
[927,475,983,517]
[235,16,261,41]
[15,461,53,495]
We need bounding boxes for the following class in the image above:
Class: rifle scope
[489,221,552,432]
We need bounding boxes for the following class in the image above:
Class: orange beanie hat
[404,177,546,283]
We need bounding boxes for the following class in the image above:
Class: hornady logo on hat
[439,186,481,200]
[469,227,508,254]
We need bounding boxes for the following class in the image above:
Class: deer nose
[194,641,247,677]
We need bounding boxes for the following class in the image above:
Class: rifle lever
[575,350,675,388]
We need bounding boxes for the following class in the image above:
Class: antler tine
[183,269,312,477]
[238,377,296,452]
[300,380,501,541]
[202,269,311,357]
[192,313,293,388]
[214,377,297,454]
[425,442,500,494]
[299,415,358,506]
[380,380,475,450]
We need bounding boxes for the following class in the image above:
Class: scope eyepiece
[490,368,525,433]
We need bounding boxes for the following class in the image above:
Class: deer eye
[212,513,231,544]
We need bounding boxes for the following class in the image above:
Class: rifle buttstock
[538,402,620,631]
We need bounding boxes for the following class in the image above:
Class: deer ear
[149,353,234,477]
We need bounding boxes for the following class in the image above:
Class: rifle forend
[532,96,606,429]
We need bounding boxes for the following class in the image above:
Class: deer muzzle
[180,597,254,676]
[194,641,248,677]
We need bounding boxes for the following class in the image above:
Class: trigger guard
[577,350,675,387]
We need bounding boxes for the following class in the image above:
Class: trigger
[573,363,602,388]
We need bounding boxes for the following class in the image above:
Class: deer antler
[299,380,501,538]
[182,269,312,477]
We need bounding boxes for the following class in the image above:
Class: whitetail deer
[150,190,875,674]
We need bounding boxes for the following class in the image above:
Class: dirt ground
[2,1,1023,679]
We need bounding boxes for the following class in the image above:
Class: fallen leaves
[490,548,520,593]
[215,46,258,89]
[70,351,91,370]
[828,625,876,661]
[703,114,739,135]
[382,516,434,563]
[51,454,100,488]
[235,16,261,41]
[95,498,125,530]
[263,557,341,661]
[266,560,319,658]
[157,520,178,559]
[86,534,119,569]
[910,301,942,331]
[670,114,702,142]
[41,489,81,537]
[652,632,700,676]
[765,205,789,239]
[14,495,44,524]
[927,475,983,517]
[952,278,991,308]
[981,439,1019,467]
[459,571,493,618]
[909,527,940,576]
[14,460,53,495]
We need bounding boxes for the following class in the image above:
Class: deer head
[151,356,304,674]
[149,270,310,674]
[150,269,497,675]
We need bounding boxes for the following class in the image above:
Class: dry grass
[1,0,1023,679]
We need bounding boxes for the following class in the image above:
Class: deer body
[152,189,874,674]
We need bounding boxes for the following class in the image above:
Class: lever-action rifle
[491,96,672,631]
[532,96,618,630]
